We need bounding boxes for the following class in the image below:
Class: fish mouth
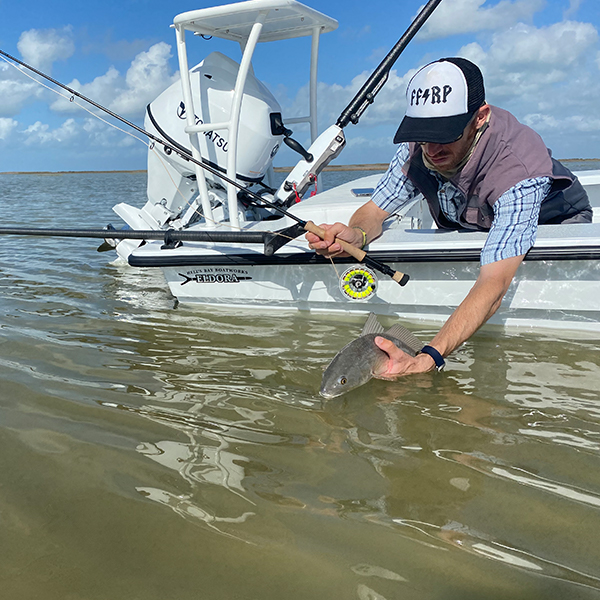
[319,388,337,399]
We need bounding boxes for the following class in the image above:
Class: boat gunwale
[128,243,600,267]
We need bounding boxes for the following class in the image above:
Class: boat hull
[154,256,600,333]
[125,171,600,334]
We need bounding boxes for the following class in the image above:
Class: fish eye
[339,377,347,386]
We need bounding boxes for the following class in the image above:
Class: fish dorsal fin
[361,312,384,336]
[384,324,424,353]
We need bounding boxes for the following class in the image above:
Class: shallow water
[0,171,600,599]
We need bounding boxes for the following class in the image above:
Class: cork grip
[304,221,366,261]
[304,221,409,286]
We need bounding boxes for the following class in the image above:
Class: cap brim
[393,112,474,144]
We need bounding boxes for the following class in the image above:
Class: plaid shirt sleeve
[371,143,420,213]
[480,177,552,266]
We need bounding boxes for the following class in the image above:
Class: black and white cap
[394,57,485,145]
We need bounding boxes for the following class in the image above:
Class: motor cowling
[144,51,283,218]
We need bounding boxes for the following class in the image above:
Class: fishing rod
[0,225,265,247]
[273,0,444,206]
[0,0,445,286]
[0,48,410,285]
[0,223,323,258]
[337,0,443,128]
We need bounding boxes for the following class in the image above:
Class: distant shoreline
[0,169,148,175]
[273,163,392,173]
[0,159,598,176]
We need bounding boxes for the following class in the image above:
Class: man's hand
[373,337,436,379]
[305,222,363,258]
[304,200,390,258]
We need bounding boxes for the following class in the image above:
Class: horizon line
[1,158,598,176]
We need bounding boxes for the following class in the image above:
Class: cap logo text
[410,85,452,106]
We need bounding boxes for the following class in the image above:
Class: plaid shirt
[372,143,551,265]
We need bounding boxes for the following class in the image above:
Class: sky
[0,0,599,172]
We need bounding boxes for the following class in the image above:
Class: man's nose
[423,142,445,154]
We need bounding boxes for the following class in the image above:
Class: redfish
[320,313,423,398]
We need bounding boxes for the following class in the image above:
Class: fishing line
[0,49,409,285]
[0,54,229,230]
[0,56,366,269]
[0,0,450,280]
[0,55,151,150]
[0,54,305,247]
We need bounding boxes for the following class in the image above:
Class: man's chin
[426,156,452,169]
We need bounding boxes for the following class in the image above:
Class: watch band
[420,345,446,371]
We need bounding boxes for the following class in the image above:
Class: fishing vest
[402,106,590,230]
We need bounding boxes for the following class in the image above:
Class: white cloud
[16,116,147,152]
[111,42,178,115]
[50,42,178,118]
[446,17,600,153]
[0,27,76,119]
[279,68,415,134]
[0,75,44,117]
[284,12,600,161]
[281,17,597,140]
[22,118,79,145]
[3,4,600,168]
[81,117,143,148]
[461,20,599,111]
[484,21,598,68]
[17,27,75,73]
[0,117,18,140]
[418,0,545,40]
[523,113,600,136]
[50,67,124,113]
[564,0,583,19]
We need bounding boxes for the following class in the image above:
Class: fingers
[373,336,411,379]
[374,336,404,359]
[375,336,404,357]
[373,336,438,378]
[305,223,349,256]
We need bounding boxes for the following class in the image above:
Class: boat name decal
[339,265,377,301]
[179,268,251,285]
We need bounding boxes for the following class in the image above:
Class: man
[306,57,591,377]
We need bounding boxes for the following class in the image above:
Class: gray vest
[403,106,590,230]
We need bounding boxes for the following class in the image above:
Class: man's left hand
[373,336,436,379]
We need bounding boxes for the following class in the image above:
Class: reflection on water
[0,172,600,599]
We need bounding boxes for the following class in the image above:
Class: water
[1,170,600,599]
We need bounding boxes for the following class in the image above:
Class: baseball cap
[394,57,485,144]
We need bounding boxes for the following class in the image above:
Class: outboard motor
[142,52,284,224]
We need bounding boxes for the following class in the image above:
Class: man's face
[420,105,490,171]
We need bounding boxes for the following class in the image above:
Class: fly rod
[337,0,443,128]
[0,226,266,243]
[0,48,410,285]
[0,223,306,258]
[0,0,446,287]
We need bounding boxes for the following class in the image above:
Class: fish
[319,313,424,398]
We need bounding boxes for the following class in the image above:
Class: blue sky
[0,0,599,171]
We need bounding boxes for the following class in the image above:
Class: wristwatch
[419,345,446,371]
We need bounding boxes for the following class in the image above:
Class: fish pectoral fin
[384,324,424,354]
[360,312,385,336]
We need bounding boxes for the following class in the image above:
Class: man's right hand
[304,200,389,258]
[305,222,363,258]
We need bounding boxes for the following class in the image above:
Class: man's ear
[475,104,491,128]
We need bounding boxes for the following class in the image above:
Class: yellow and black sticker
[340,265,377,301]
